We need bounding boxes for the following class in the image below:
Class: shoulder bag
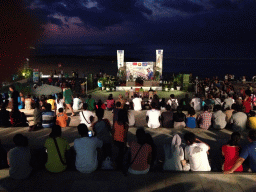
[53,137,66,165]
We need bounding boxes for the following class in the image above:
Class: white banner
[126,62,154,81]
[156,49,163,75]
[117,50,124,69]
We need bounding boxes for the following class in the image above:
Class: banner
[156,49,163,75]
[33,69,39,83]
[117,50,124,69]
[126,62,154,81]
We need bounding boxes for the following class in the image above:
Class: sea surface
[32,43,256,79]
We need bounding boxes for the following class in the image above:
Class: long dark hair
[227,132,241,146]
[49,125,62,138]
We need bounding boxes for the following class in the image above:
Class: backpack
[171,99,178,110]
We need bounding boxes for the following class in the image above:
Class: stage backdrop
[126,62,154,81]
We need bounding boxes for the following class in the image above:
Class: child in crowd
[47,95,55,111]
[222,132,243,172]
[247,110,256,130]
[56,108,69,128]
[73,94,83,111]
[186,107,196,128]
[56,93,65,113]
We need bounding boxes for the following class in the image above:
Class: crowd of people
[0,78,256,180]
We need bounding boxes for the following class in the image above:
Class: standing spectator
[212,105,227,130]
[128,128,152,174]
[173,106,186,129]
[113,109,129,170]
[186,107,197,128]
[146,102,161,129]
[79,103,96,129]
[74,124,103,173]
[25,95,33,110]
[7,134,32,179]
[161,104,173,128]
[106,94,115,110]
[222,132,243,172]
[223,94,234,110]
[197,105,212,130]
[132,95,142,111]
[46,95,56,111]
[190,94,201,111]
[85,94,96,111]
[224,130,256,173]
[247,111,256,130]
[42,103,55,128]
[230,105,247,132]
[9,85,19,107]
[56,108,69,128]
[44,125,70,173]
[184,132,211,171]
[163,134,184,171]
[72,94,83,111]
[243,90,252,114]
[166,94,178,111]
[93,108,112,163]
[63,84,75,116]
[17,92,25,110]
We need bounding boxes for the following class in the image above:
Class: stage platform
[116,86,162,91]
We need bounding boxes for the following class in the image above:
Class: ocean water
[32,43,256,79]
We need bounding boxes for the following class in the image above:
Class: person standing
[18,92,25,110]
[9,85,19,107]
[63,84,75,116]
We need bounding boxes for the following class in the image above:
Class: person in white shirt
[73,94,83,111]
[74,124,103,173]
[184,132,211,171]
[56,94,65,113]
[146,102,161,128]
[167,94,179,110]
[133,95,142,111]
[190,94,201,111]
[79,103,96,129]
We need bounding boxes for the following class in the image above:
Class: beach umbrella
[31,84,62,96]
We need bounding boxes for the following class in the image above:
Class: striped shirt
[42,111,55,128]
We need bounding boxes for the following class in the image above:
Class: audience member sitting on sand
[133,94,142,111]
[74,124,103,173]
[0,102,11,127]
[112,101,122,125]
[222,132,243,172]
[44,125,70,173]
[56,93,65,113]
[212,105,227,130]
[197,105,212,130]
[224,130,256,173]
[230,104,247,132]
[163,134,185,171]
[186,107,196,128]
[7,134,32,179]
[161,104,173,128]
[128,128,152,175]
[79,103,96,129]
[10,105,28,127]
[46,95,55,111]
[42,103,55,128]
[17,92,25,110]
[123,104,135,127]
[146,102,161,129]
[73,93,83,111]
[173,106,186,129]
[247,111,256,130]
[106,94,115,111]
[184,132,211,171]
[167,94,178,111]
[96,99,106,110]
[25,94,33,110]
[190,94,201,111]
[93,108,112,162]
[85,94,96,111]
[243,90,252,114]
[56,108,69,128]
[29,102,42,131]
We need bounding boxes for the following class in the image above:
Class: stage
[116,86,162,91]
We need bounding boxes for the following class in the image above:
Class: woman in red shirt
[222,132,243,172]
[106,95,115,111]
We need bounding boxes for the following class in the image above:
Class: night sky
[1,0,256,82]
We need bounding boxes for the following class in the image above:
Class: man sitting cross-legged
[74,124,103,173]
[146,102,161,129]
[184,132,211,171]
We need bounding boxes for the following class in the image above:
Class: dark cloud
[158,0,205,13]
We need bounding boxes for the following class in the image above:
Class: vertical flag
[117,50,124,69]
[156,49,163,75]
